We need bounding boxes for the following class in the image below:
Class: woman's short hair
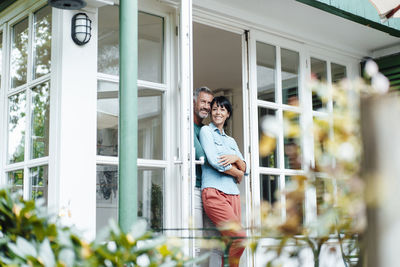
[211,96,232,127]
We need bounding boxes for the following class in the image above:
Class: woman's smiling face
[211,102,230,128]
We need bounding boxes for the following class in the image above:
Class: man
[193,87,223,266]
[193,87,213,190]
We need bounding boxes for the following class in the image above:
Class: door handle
[194,156,205,165]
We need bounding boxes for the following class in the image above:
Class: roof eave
[296,0,400,38]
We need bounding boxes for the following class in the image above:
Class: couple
[193,87,247,267]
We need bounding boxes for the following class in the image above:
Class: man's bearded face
[194,92,213,119]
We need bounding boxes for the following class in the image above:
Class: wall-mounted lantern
[71,13,92,46]
[48,0,87,10]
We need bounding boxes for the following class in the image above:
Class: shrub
[0,187,193,267]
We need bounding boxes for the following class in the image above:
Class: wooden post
[361,93,400,267]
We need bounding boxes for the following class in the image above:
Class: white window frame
[0,1,51,202]
[249,31,308,224]
[0,26,6,186]
[95,3,176,231]
[249,29,358,228]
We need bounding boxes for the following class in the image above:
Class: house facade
[0,0,399,265]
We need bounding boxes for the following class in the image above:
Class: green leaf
[8,243,25,258]
[133,236,166,253]
[57,229,73,248]
[108,219,120,236]
[129,219,147,239]
[94,226,110,245]
[58,248,75,266]
[8,237,37,258]
[39,239,55,267]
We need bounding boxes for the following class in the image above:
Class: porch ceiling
[194,0,400,57]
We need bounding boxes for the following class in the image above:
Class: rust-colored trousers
[202,188,246,267]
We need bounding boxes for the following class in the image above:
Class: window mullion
[327,61,333,115]
[279,174,286,221]
[3,22,12,183]
[23,166,29,200]
[23,12,34,200]
[27,12,33,84]
[23,86,31,199]
[0,25,5,185]
[276,46,282,105]
[277,109,284,172]
[302,53,317,225]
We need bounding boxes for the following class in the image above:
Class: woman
[199,96,247,267]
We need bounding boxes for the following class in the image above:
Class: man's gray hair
[194,86,213,101]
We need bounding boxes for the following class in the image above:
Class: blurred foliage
[0,187,195,267]
[254,71,389,266]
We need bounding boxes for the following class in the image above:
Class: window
[255,39,348,223]
[96,6,167,233]
[311,58,346,214]
[3,5,51,204]
[256,42,303,221]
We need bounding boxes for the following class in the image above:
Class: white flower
[372,73,389,94]
[337,142,355,162]
[137,254,150,266]
[107,241,117,252]
[364,60,378,77]
[261,115,281,137]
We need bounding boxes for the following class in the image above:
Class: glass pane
[258,107,278,168]
[98,5,119,75]
[331,63,346,84]
[97,83,164,159]
[97,81,118,156]
[31,82,50,159]
[8,169,24,194]
[98,7,164,84]
[311,58,327,81]
[257,42,276,102]
[311,58,327,111]
[11,17,29,88]
[138,168,164,230]
[0,32,3,85]
[96,165,165,233]
[30,165,48,204]
[33,5,52,79]
[316,177,333,215]
[284,111,301,170]
[138,12,164,83]
[285,175,304,225]
[281,48,299,106]
[96,164,118,233]
[138,89,163,160]
[8,92,26,163]
[313,116,330,166]
[260,174,279,204]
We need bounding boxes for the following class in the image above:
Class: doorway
[193,21,250,265]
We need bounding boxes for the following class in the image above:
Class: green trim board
[0,0,17,12]
[361,53,400,90]
[362,53,400,91]
[296,0,400,37]
[376,53,400,91]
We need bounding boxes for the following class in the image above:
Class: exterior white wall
[49,8,97,239]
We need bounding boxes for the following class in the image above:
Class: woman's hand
[224,164,244,184]
[218,155,239,167]
[235,170,244,183]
